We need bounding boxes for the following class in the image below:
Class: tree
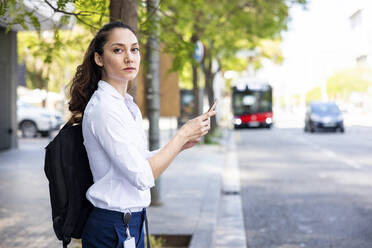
[2,0,307,125]
[1,0,144,95]
[305,86,322,104]
[110,0,137,32]
[1,0,110,97]
[158,0,307,134]
[326,66,372,100]
[144,0,162,205]
[17,26,96,95]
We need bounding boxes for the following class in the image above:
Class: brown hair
[68,22,136,124]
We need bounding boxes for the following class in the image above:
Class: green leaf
[29,13,40,32]
[5,24,12,33]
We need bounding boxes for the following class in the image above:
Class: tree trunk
[109,0,139,100]
[145,0,162,206]
[205,70,217,134]
[202,47,217,136]
[191,34,200,117]
[192,63,199,117]
[109,0,138,33]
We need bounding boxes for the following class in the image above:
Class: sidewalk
[0,137,60,248]
[148,128,247,248]
[0,128,247,248]
[148,144,224,247]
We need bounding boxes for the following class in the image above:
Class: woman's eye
[113,48,122,53]
[132,47,140,52]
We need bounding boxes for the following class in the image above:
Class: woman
[68,22,216,248]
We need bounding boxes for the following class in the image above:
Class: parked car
[304,102,344,133]
[17,100,64,138]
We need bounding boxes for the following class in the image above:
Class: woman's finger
[201,113,210,121]
[201,119,209,127]
[201,126,210,133]
[200,111,215,121]
[208,110,216,117]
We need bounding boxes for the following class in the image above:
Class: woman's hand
[177,110,216,144]
[181,138,201,151]
[148,104,217,179]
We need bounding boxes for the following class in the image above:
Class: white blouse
[82,80,157,213]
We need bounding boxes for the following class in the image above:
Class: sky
[257,0,372,96]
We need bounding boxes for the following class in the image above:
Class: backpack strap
[62,236,71,248]
[61,122,73,130]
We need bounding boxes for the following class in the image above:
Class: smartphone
[208,99,218,113]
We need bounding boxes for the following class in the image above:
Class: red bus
[232,83,273,129]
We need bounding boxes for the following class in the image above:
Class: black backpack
[44,122,94,248]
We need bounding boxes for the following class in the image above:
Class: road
[236,126,372,248]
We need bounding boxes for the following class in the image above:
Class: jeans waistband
[91,207,145,224]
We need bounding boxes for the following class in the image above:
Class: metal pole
[146,0,161,206]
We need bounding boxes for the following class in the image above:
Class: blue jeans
[82,207,145,248]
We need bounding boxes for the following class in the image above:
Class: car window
[17,101,34,108]
[311,104,340,114]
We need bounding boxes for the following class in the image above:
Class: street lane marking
[319,148,362,170]
[281,131,364,170]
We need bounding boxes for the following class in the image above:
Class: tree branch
[139,0,164,26]
[43,0,104,30]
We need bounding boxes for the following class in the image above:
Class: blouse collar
[98,80,133,102]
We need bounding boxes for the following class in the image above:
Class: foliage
[305,86,322,104]
[178,61,193,90]
[147,235,165,248]
[154,0,306,134]
[156,0,307,135]
[249,38,284,71]
[326,66,372,100]
[17,25,95,92]
[70,234,165,248]
[203,126,223,145]
[2,0,306,95]
[7,0,110,92]
[157,0,305,74]
[0,0,41,32]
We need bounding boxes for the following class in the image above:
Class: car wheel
[310,125,315,133]
[20,120,38,138]
[340,127,345,133]
[40,131,50,137]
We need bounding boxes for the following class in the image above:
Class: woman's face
[95,28,140,82]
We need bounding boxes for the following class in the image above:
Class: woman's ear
[94,52,103,67]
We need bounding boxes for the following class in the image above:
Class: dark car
[304,102,344,133]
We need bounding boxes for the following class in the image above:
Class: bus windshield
[233,89,272,115]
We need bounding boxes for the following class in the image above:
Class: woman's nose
[124,50,133,64]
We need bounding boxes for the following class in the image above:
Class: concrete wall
[0,28,18,150]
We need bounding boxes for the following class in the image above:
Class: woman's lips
[123,67,136,71]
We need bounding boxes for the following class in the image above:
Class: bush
[71,235,165,248]
[204,127,222,145]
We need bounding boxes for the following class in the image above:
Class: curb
[215,129,247,248]
[189,176,222,248]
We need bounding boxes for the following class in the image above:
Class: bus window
[232,84,273,128]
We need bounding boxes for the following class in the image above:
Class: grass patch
[204,127,223,145]
[70,235,165,248]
